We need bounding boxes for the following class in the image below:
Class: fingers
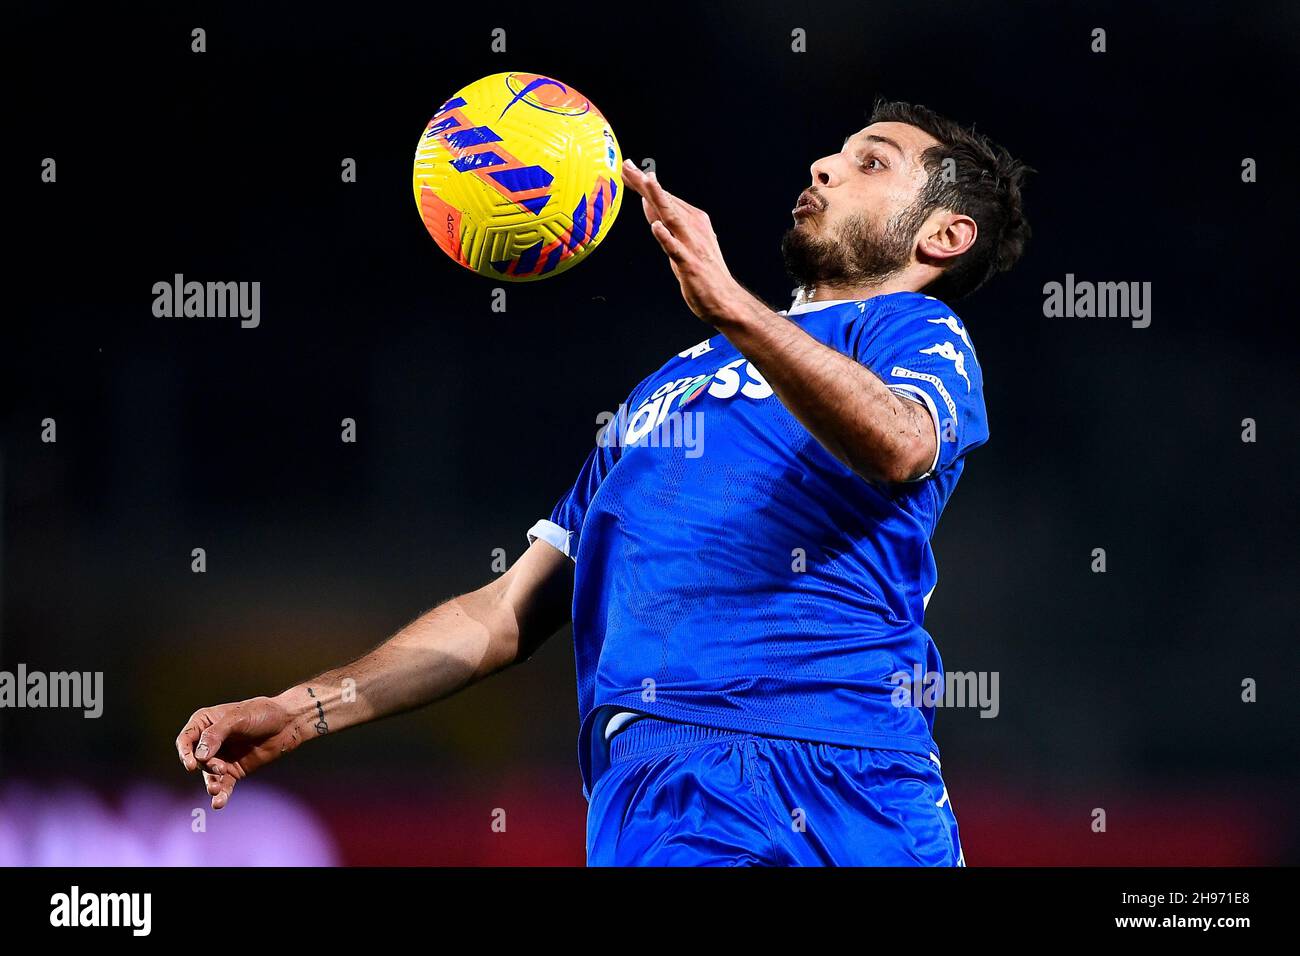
[641,171,683,227]
[193,710,243,763]
[620,157,647,192]
[177,704,248,773]
[202,753,243,810]
[641,195,660,229]
[203,767,237,811]
[178,703,264,809]
[624,164,664,226]
[176,730,197,772]
[622,160,685,229]
[650,219,686,263]
[175,710,212,772]
[622,160,716,259]
[639,191,660,228]
[632,173,668,228]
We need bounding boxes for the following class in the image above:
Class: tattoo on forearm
[306,687,329,735]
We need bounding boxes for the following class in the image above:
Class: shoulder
[871,292,969,334]
[859,293,978,362]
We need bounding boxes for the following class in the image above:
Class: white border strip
[526,519,575,560]
[889,384,942,481]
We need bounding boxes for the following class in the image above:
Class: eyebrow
[862,134,905,156]
[843,133,905,155]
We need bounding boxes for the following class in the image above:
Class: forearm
[272,587,514,738]
[713,290,934,483]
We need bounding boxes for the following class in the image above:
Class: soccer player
[176,99,1031,866]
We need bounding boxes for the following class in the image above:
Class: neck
[791,275,920,307]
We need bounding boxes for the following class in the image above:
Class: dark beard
[781,204,922,289]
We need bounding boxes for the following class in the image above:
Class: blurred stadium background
[5,0,1297,864]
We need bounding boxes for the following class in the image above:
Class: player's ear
[917,212,977,264]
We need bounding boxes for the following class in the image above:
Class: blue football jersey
[527,292,989,794]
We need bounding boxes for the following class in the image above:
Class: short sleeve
[853,305,989,478]
[526,364,662,560]
[527,438,616,561]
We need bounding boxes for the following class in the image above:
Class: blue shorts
[586,717,964,866]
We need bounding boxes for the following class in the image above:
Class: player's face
[782,121,942,288]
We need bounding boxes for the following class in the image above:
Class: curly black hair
[868,98,1033,301]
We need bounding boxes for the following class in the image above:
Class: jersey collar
[782,298,861,317]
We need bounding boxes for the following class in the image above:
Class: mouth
[792,190,823,218]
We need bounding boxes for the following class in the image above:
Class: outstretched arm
[174,538,573,808]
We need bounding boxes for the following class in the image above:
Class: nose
[809,154,838,188]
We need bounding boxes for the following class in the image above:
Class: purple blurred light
[0,780,339,866]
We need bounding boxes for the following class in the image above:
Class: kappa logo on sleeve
[927,315,975,357]
[919,341,972,391]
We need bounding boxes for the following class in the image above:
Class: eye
[861,155,886,172]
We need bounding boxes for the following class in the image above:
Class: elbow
[853,436,932,485]
[457,580,525,679]
[890,439,933,483]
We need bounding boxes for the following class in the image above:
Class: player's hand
[175,696,302,810]
[621,159,744,325]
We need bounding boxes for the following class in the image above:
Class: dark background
[4,0,1297,864]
